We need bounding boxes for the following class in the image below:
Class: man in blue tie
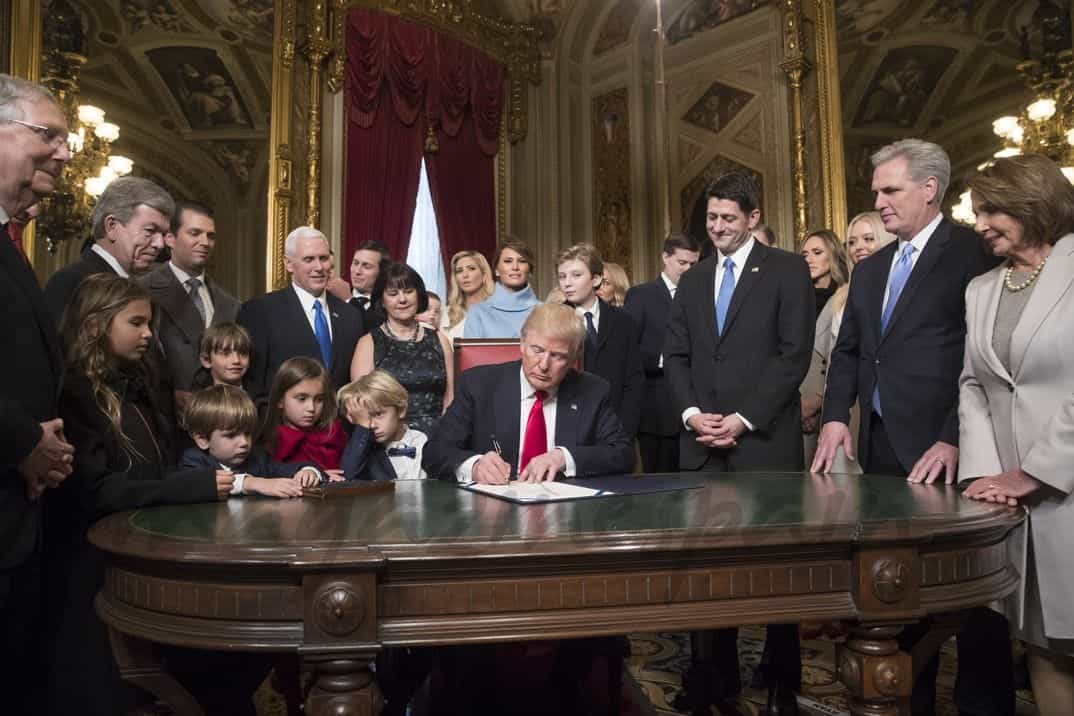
[664,172,815,715]
[238,226,365,405]
[813,139,1012,716]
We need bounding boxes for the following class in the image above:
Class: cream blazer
[958,233,1074,639]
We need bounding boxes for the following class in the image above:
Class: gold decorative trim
[267,0,298,290]
[780,0,811,246]
[497,113,507,241]
[812,0,846,236]
[9,0,42,267]
[304,1,333,229]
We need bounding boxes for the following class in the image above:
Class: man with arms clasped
[664,172,815,715]
[0,73,74,713]
[140,201,239,392]
[423,301,635,483]
[813,139,1012,716]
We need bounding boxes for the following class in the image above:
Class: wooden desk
[89,473,1022,716]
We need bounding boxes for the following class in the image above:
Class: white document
[462,481,612,502]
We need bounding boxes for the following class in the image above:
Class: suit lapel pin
[570,403,578,411]
[331,312,339,319]
[751,267,759,272]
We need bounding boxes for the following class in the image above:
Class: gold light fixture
[35,0,133,252]
[952,33,1073,224]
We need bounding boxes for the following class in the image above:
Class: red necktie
[519,390,548,471]
[3,223,24,259]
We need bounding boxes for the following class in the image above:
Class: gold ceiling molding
[266,0,541,289]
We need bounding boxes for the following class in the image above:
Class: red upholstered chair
[452,338,522,374]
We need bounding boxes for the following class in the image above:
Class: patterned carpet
[627,628,1040,716]
[252,628,1039,715]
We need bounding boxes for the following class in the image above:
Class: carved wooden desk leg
[304,657,383,716]
[108,626,205,716]
[837,623,912,716]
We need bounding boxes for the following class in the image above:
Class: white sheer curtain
[405,158,447,300]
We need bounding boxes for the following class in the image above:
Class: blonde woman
[800,213,895,470]
[597,262,630,307]
[441,250,494,342]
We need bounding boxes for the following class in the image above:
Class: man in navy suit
[813,139,1012,716]
[423,302,635,483]
[0,73,74,712]
[623,232,700,472]
[237,226,365,404]
[664,172,815,715]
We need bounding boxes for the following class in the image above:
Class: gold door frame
[266,0,541,289]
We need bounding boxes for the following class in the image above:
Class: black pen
[490,435,515,481]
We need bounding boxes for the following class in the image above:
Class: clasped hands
[472,449,565,484]
[687,412,746,448]
[18,419,75,500]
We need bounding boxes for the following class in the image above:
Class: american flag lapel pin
[571,402,578,411]
[751,267,759,272]
[332,312,340,318]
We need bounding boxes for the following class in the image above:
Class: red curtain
[343,9,504,269]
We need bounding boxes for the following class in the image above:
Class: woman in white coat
[959,155,1074,716]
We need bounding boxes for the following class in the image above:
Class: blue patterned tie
[312,300,332,368]
[872,242,916,415]
[715,257,736,336]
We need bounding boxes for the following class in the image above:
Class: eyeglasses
[7,119,69,149]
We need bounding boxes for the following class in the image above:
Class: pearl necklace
[383,321,419,342]
[1004,257,1047,293]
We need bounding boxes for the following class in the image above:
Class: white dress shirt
[0,206,9,224]
[169,261,215,326]
[658,273,677,368]
[386,427,428,480]
[292,282,333,339]
[91,243,130,278]
[574,297,600,332]
[882,213,941,309]
[455,368,578,482]
[681,237,756,432]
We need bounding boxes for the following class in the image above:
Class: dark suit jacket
[237,286,365,403]
[822,219,994,472]
[623,277,680,436]
[139,263,241,390]
[585,300,644,437]
[179,445,316,479]
[42,247,115,325]
[422,361,635,480]
[664,241,815,470]
[0,228,64,569]
[340,425,396,482]
[349,295,385,331]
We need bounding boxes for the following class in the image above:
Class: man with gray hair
[0,72,74,712]
[237,225,365,403]
[43,175,173,323]
[813,138,1011,715]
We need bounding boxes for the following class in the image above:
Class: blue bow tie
[387,446,416,458]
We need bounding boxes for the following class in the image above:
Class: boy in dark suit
[338,370,427,482]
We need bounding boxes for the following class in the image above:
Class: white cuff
[455,455,481,483]
[682,407,701,430]
[735,413,755,431]
[556,447,576,477]
[230,473,248,496]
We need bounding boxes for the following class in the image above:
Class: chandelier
[35,0,133,253]
[952,15,1073,224]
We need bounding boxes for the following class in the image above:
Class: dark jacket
[139,263,241,390]
[340,425,396,482]
[42,246,115,326]
[237,286,365,404]
[422,361,635,480]
[822,219,995,471]
[0,228,64,570]
[180,445,318,479]
[583,300,644,437]
[623,278,680,437]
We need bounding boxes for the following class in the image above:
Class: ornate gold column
[8,0,42,267]
[304,1,333,230]
[809,0,847,236]
[780,0,811,246]
[267,0,297,289]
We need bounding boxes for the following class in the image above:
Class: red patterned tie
[519,390,548,471]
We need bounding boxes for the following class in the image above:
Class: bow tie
[387,445,416,458]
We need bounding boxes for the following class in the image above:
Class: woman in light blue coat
[464,238,540,339]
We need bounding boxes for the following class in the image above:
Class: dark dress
[371,325,447,434]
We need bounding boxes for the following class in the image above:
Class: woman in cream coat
[959,155,1074,716]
